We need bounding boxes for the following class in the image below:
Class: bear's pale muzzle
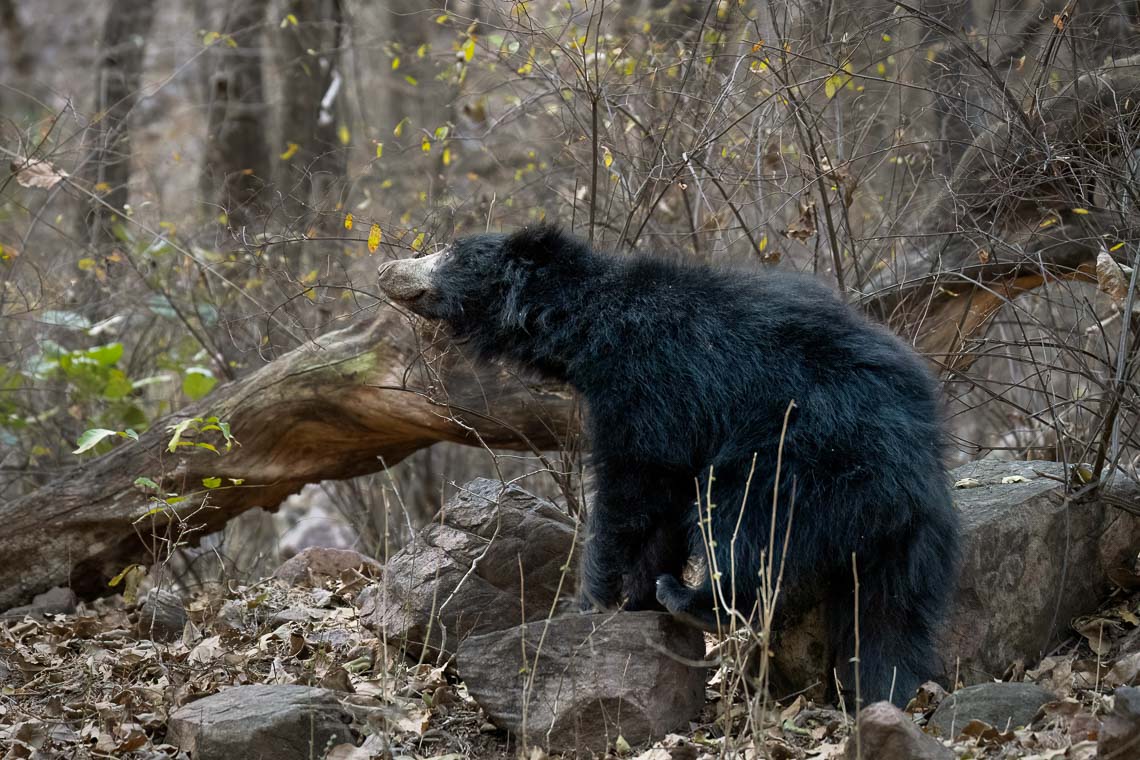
[377,250,444,303]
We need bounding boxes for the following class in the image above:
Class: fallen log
[0,308,576,609]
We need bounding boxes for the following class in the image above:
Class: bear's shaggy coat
[380,225,960,707]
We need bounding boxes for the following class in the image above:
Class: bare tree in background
[200,0,272,227]
[275,0,348,239]
[76,0,157,255]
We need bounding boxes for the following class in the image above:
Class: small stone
[167,684,353,760]
[459,611,706,754]
[847,701,952,760]
[274,547,382,588]
[136,589,186,642]
[1099,686,1140,759]
[927,682,1051,737]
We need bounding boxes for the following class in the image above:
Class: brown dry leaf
[1075,617,1117,656]
[1097,251,1129,304]
[1106,650,1140,687]
[784,202,816,241]
[10,159,69,189]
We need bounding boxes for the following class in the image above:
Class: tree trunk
[76,0,157,254]
[275,0,347,234]
[0,307,576,610]
[200,0,273,228]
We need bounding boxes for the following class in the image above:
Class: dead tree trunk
[200,0,273,227]
[0,307,576,610]
[76,0,157,257]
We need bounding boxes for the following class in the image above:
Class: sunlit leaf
[202,476,222,489]
[411,232,425,251]
[394,118,407,137]
[280,142,300,160]
[442,147,452,166]
[1072,208,1090,215]
[463,37,476,62]
[368,223,382,253]
[375,142,384,159]
[603,147,614,168]
[338,124,350,145]
[422,136,432,153]
[391,57,400,70]
[73,428,120,454]
[344,212,354,230]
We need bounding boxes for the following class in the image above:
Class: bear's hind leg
[623,521,689,611]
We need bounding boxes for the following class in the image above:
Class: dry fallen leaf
[11,158,69,189]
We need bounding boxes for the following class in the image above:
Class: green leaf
[182,367,217,400]
[166,419,195,452]
[134,476,161,491]
[87,343,124,367]
[202,476,222,488]
[74,428,119,454]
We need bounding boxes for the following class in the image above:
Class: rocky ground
[2,470,1140,759]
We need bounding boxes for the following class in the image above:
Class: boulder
[274,547,382,588]
[357,478,578,658]
[136,588,186,642]
[167,684,353,760]
[0,586,77,620]
[846,702,952,760]
[774,460,1140,694]
[927,682,1052,737]
[458,611,706,754]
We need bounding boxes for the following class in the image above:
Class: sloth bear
[378,225,960,707]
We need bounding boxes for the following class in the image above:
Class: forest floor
[2,571,1138,759]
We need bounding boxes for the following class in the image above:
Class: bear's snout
[377,252,443,305]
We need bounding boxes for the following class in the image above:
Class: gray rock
[0,586,77,620]
[357,478,578,658]
[458,611,706,754]
[927,682,1052,737]
[167,684,353,760]
[136,588,186,642]
[847,702,953,760]
[773,460,1140,697]
[274,547,382,588]
[1099,686,1140,760]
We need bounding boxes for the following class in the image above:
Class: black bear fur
[392,224,961,708]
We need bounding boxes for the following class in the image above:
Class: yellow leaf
[416,43,428,58]
[825,76,838,99]
[411,232,425,251]
[443,147,452,166]
[1072,208,1090,215]
[436,13,449,23]
[280,142,300,160]
[1111,241,1125,251]
[338,125,350,145]
[394,118,407,137]
[344,212,353,230]
[281,13,298,27]
[422,136,432,153]
[882,33,892,42]
[368,223,381,253]
[375,142,383,159]
[759,235,768,252]
[94,182,112,194]
[392,57,400,70]
[463,37,476,62]
[1038,217,1056,229]
[78,258,96,271]
[603,147,614,168]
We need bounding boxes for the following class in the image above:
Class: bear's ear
[503,223,588,264]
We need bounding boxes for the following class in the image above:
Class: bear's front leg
[578,462,688,612]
